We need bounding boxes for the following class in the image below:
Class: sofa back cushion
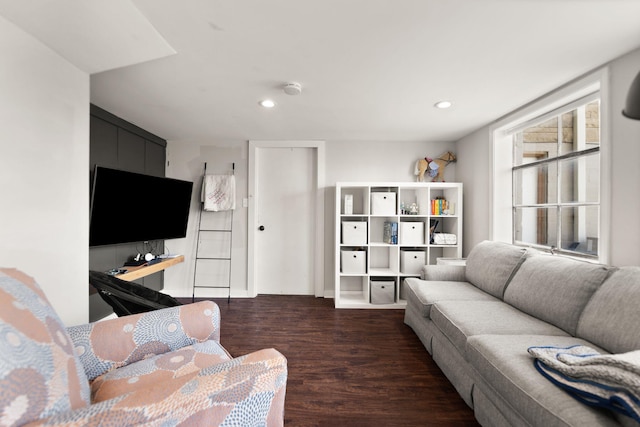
[465,240,528,299]
[0,268,91,425]
[577,267,640,353]
[503,255,613,335]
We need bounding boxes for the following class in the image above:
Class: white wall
[609,48,640,266]
[456,47,640,266]
[0,16,90,325]
[164,139,455,297]
[164,140,248,298]
[455,127,492,255]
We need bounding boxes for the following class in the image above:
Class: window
[511,96,600,258]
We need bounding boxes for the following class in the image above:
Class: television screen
[90,166,194,247]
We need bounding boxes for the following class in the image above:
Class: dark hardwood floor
[181,295,479,426]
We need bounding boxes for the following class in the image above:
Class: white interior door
[248,141,325,296]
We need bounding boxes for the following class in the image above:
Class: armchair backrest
[0,268,90,425]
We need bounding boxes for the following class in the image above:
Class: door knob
[259,225,265,231]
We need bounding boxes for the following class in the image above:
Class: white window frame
[490,68,611,263]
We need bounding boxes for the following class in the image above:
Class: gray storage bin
[370,280,395,304]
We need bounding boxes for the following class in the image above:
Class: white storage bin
[342,221,367,245]
[341,250,366,274]
[400,250,426,274]
[371,192,396,215]
[400,222,424,245]
[370,280,395,304]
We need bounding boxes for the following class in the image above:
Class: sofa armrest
[421,265,467,281]
[24,348,288,427]
[67,300,221,381]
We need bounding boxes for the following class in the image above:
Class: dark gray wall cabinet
[89,104,167,321]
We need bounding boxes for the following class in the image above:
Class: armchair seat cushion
[88,348,287,426]
[91,340,231,402]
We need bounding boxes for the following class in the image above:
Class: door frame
[247,140,325,297]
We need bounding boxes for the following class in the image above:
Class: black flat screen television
[90,166,194,247]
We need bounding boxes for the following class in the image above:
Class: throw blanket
[528,345,640,423]
[201,174,236,211]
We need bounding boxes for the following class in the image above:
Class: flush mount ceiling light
[259,99,276,108]
[434,100,453,109]
[283,82,302,96]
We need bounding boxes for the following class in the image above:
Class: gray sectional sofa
[404,240,640,426]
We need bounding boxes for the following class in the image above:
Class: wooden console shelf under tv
[117,255,184,282]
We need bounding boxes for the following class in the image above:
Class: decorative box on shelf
[432,233,457,245]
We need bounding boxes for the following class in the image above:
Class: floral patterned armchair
[0,268,287,426]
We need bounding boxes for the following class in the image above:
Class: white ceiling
[0,0,175,74]
[3,0,640,143]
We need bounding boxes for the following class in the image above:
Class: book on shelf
[383,221,398,244]
[431,198,455,215]
[429,219,439,244]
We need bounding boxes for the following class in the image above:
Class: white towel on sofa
[201,174,236,211]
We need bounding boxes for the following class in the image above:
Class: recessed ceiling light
[259,99,276,108]
[434,100,453,109]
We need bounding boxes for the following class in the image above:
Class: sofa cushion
[577,266,640,354]
[466,334,620,426]
[431,301,569,358]
[404,277,498,318]
[503,254,613,336]
[0,268,91,425]
[464,240,529,299]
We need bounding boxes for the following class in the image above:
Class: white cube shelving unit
[335,182,463,309]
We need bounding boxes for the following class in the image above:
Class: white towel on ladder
[201,174,236,211]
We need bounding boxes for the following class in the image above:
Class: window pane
[513,162,557,205]
[559,101,600,156]
[560,206,599,256]
[514,207,557,247]
[559,110,575,155]
[559,152,600,203]
[586,101,601,147]
[515,117,558,166]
